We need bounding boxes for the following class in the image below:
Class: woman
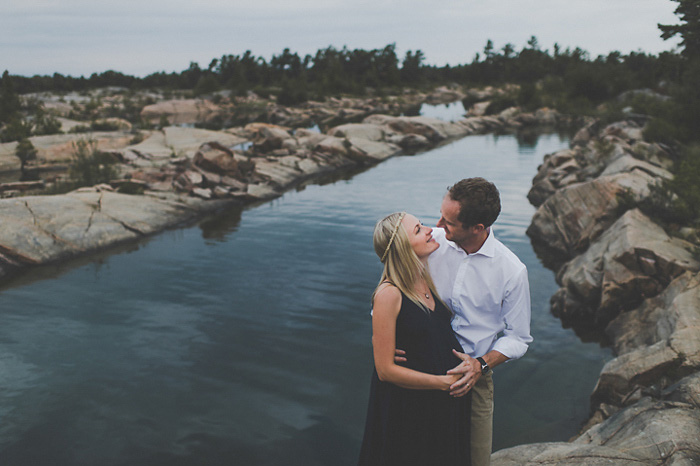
[358,212,471,466]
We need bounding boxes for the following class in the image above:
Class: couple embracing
[358,177,533,466]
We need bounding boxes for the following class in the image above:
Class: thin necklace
[420,286,430,299]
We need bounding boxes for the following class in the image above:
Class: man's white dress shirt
[428,227,533,360]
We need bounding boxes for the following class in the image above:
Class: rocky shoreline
[493,120,700,464]
[3,86,697,462]
[0,86,563,284]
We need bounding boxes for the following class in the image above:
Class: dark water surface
[0,121,611,465]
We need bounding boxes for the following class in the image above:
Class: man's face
[436,196,472,244]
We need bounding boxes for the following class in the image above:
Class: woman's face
[402,214,439,259]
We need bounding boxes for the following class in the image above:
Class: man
[399,177,532,466]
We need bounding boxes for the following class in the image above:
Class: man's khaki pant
[470,372,493,466]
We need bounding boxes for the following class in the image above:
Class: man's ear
[472,223,486,233]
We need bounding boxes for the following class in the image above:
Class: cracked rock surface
[507,119,700,465]
[0,191,213,278]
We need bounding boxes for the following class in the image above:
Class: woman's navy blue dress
[358,292,471,466]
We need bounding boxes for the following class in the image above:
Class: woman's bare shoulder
[374,283,401,314]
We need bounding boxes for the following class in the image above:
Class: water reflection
[198,204,244,242]
[418,101,465,121]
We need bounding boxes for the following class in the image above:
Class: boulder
[27,132,133,164]
[629,141,674,171]
[387,133,431,152]
[534,108,559,125]
[425,86,465,104]
[457,117,487,133]
[571,119,599,147]
[294,128,326,150]
[220,175,247,192]
[253,157,308,188]
[245,182,279,200]
[601,121,644,142]
[162,127,245,159]
[552,209,699,326]
[527,171,661,258]
[362,115,463,142]
[528,148,582,206]
[605,270,700,364]
[193,142,243,178]
[492,395,700,465]
[599,154,673,179]
[315,136,348,157]
[327,123,385,142]
[246,123,293,152]
[591,341,680,406]
[172,170,204,191]
[140,98,221,125]
[493,442,649,465]
[576,397,700,463]
[191,187,212,199]
[344,138,401,162]
[467,101,490,117]
[664,371,700,408]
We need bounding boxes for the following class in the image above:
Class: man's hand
[394,348,406,364]
[447,349,481,397]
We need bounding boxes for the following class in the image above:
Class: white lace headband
[381,212,406,262]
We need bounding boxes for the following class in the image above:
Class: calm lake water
[0,108,611,465]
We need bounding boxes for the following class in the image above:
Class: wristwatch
[476,357,491,375]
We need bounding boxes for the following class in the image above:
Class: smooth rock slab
[327,123,385,142]
[493,396,700,465]
[140,99,221,125]
[0,192,205,276]
[346,138,401,162]
[362,114,470,141]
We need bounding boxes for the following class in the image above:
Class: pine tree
[659,0,700,58]
[0,70,21,123]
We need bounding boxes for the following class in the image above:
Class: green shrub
[69,139,119,188]
[669,145,700,221]
[643,117,684,145]
[89,120,122,131]
[129,131,145,144]
[15,138,37,171]
[33,109,63,135]
[0,117,32,142]
[69,124,92,133]
[516,82,541,110]
[158,114,170,129]
[639,145,700,225]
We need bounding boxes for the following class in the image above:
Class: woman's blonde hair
[372,212,444,313]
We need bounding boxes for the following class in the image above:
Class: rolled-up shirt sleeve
[492,266,532,360]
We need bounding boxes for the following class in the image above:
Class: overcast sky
[1,0,682,77]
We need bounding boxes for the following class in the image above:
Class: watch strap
[476,356,490,374]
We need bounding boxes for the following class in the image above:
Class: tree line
[1,1,698,217]
[0,40,682,106]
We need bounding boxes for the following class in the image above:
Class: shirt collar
[444,227,496,258]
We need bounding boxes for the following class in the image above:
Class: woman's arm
[372,285,458,391]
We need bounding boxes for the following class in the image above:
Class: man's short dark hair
[447,177,501,228]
